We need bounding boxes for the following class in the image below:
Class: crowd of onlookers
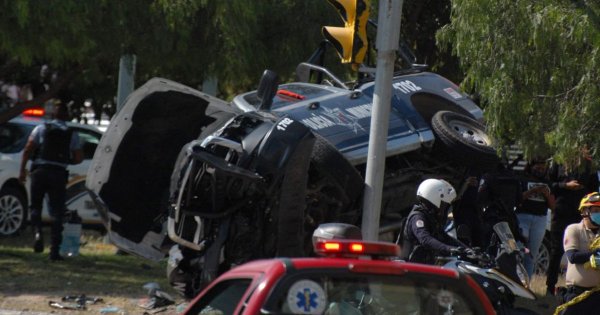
[1,80,115,125]
[449,149,600,313]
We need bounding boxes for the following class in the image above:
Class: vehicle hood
[86,78,237,259]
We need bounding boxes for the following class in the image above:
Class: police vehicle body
[181,239,495,315]
[0,111,103,235]
[86,40,499,300]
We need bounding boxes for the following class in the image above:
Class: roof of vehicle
[8,115,102,133]
[230,256,459,277]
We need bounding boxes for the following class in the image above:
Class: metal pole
[361,0,403,241]
[116,54,136,113]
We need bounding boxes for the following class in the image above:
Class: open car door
[86,78,237,260]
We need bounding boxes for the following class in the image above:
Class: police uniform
[29,120,80,259]
[401,205,464,264]
[476,166,524,248]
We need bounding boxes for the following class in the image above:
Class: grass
[0,229,180,313]
[0,229,566,314]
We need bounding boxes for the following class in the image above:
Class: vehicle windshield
[0,122,35,153]
[268,273,479,315]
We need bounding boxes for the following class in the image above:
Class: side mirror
[257,70,279,110]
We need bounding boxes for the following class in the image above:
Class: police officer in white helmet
[399,178,472,264]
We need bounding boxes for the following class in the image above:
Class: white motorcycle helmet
[416,179,457,213]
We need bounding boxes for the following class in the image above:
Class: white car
[0,111,103,236]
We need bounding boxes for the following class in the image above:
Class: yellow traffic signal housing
[322,0,370,66]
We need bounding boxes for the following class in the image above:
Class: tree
[0,1,336,119]
[437,0,600,165]
[0,1,458,123]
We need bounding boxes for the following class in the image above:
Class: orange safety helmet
[578,192,600,212]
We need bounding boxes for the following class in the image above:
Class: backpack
[395,209,423,259]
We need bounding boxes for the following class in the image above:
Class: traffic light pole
[361,0,403,241]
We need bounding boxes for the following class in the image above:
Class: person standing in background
[546,149,599,295]
[516,158,555,277]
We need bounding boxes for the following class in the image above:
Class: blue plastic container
[60,211,82,257]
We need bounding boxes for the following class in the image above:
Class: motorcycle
[439,222,539,315]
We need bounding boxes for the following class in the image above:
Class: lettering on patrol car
[302,115,335,130]
[345,104,372,119]
[287,280,327,315]
[393,80,422,94]
[277,117,294,131]
[416,220,425,228]
[301,104,369,133]
[443,87,463,99]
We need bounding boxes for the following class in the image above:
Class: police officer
[19,102,82,261]
[400,178,470,264]
[556,192,600,314]
[476,162,525,251]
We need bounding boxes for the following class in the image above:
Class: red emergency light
[22,108,45,117]
[314,240,400,258]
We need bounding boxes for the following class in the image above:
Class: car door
[64,127,103,224]
[86,78,238,260]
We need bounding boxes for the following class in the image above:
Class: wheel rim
[0,194,25,235]
[535,243,550,274]
[448,120,492,147]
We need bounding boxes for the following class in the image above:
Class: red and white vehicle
[181,239,495,315]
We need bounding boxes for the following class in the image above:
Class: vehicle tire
[535,233,551,275]
[0,186,27,236]
[273,133,315,257]
[309,134,364,222]
[431,110,499,170]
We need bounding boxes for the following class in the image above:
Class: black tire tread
[431,111,499,170]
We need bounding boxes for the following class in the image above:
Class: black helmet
[312,223,363,248]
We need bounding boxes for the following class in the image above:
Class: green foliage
[438,0,600,165]
[0,1,337,100]
[0,1,457,104]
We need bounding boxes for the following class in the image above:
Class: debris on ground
[138,282,175,310]
[100,306,124,314]
[48,294,104,310]
[48,300,84,310]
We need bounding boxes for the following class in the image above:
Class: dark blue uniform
[401,205,465,264]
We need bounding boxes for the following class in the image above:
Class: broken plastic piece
[100,306,122,314]
[49,300,84,310]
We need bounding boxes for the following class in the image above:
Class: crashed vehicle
[87,45,498,297]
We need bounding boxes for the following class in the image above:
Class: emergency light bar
[23,108,45,117]
[314,240,400,258]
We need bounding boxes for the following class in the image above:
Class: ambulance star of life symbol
[436,289,456,308]
[287,280,327,314]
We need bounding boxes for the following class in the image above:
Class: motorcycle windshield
[492,221,518,253]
